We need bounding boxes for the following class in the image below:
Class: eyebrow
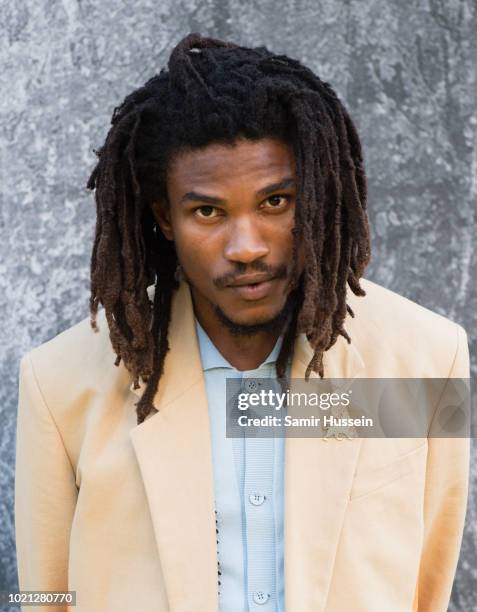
[179,177,296,205]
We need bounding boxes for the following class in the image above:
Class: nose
[223,216,270,264]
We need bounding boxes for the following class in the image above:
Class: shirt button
[249,492,266,506]
[253,591,269,604]
[244,379,259,392]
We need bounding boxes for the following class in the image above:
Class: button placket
[244,432,275,609]
[242,365,279,608]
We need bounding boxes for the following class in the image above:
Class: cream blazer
[15,278,470,612]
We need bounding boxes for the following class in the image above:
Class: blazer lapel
[129,281,219,612]
[129,280,366,612]
[285,324,365,611]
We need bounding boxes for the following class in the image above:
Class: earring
[174,262,185,282]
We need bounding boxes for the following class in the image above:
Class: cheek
[171,221,221,272]
[271,214,296,251]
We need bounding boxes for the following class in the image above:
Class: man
[15,33,470,612]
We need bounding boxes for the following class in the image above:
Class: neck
[203,324,280,372]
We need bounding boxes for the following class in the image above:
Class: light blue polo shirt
[195,319,289,612]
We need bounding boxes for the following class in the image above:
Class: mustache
[214,262,288,289]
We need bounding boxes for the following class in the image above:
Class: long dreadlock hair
[87,32,371,425]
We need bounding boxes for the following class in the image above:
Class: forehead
[166,137,296,190]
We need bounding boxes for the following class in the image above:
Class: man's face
[153,137,304,331]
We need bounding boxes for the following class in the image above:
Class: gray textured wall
[1,0,476,609]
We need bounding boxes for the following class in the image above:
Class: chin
[214,300,291,336]
[224,302,282,324]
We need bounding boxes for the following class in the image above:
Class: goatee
[212,288,299,337]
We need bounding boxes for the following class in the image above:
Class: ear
[152,198,174,241]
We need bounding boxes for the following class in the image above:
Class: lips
[226,276,278,301]
[227,273,275,287]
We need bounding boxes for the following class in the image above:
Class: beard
[212,286,299,337]
[179,259,303,338]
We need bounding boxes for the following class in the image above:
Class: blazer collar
[129,280,365,611]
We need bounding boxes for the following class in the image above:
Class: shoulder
[346,278,469,377]
[24,307,114,375]
[20,307,132,420]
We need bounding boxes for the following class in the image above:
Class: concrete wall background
[1,0,475,609]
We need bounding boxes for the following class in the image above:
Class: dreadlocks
[86,32,371,425]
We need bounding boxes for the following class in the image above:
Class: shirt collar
[195,318,284,372]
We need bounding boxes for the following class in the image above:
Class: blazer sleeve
[15,352,78,612]
[414,323,471,611]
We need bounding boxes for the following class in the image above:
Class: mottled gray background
[1,0,476,609]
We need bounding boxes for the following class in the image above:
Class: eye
[193,205,219,219]
[262,194,290,210]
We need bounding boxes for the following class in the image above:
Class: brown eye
[264,195,289,209]
[194,206,218,218]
